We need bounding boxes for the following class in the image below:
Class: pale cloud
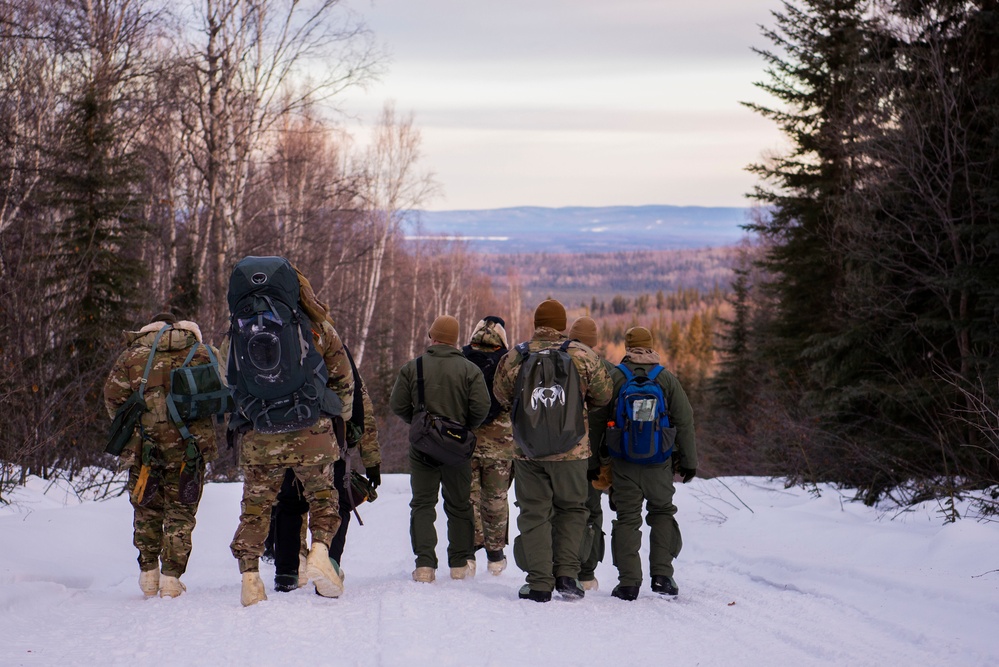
[342,0,785,209]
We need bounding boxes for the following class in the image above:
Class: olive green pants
[512,458,588,593]
[610,459,682,587]
[409,448,475,569]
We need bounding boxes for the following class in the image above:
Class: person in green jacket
[390,315,491,583]
[591,326,697,601]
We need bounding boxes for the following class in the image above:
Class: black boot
[518,585,552,603]
[611,585,640,601]
[651,575,679,596]
[554,576,584,600]
[274,573,298,592]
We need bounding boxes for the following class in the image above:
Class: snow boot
[555,576,585,600]
[274,573,299,592]
[139,568,159,597]
[580,577,599,592]
[158,575,186,598]
[298,554,308,587]
[306,542,344,598]
[651,575,679,596]
[450,559,476,580]
[612,584,640,601]
[413,567,436,583]
[241,571,267,607]
[518,585,552,603]
[486,550,507,576]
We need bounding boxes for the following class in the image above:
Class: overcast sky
[342,0,785,211]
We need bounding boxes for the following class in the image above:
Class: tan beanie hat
[534,299,567,331]
[625,326,654,349]
[428,315,460,346]
[568,316,598,348]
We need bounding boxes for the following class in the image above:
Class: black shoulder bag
[408,356,477,466]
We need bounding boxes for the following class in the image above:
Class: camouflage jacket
[463,323,514,460]
[220,318,354,467]
[103,321,220,468]
[347,383,382,469]
[492,327,613,461]
[589,348,698,469]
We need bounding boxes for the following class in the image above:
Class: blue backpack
[607,365,675,465]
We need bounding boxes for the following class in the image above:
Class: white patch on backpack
[530,385,566,410]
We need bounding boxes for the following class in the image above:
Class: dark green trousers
[512,458,588,593]
[578,482,605,581]
[409,448,474,569]
[610,459,682,587]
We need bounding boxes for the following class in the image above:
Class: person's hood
[125,320,203,349]
[468,318,509,350]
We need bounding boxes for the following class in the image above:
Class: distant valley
[405,205,752,254]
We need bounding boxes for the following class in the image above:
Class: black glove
[678,466,696,484]
[365,464,381,489]
[586,467,600,481]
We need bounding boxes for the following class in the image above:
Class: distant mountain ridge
[404,205,751,253]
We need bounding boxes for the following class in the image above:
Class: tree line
[0,0,501,496]
[707,0,999,516]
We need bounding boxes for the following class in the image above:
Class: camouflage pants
[127,462,204,577]
[470,456,512,552]
[230,463,339,573]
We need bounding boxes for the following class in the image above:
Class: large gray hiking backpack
[226,256,341,434]
[510,340,586,458]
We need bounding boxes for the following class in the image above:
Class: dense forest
[706,0,999,516]
[1,0,997,517]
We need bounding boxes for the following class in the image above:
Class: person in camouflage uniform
[265,354,382,592]
[568,315,614,592]
[222,265,355,607]
[461,316,514,575]
[103,312,219,599]
[493,300,612,602]
[590,326,697,601]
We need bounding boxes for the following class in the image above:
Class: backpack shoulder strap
[138,326,172,401]
[515,341,530,359]
[617,363,634,383]
[416,355,426,411]
[647,365,664,382]
[559,339,573,353]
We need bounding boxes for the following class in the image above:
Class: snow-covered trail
[1,475,996,667]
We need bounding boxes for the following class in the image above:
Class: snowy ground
[1,474,996,667]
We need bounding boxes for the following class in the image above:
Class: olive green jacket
[390,344,491,430]
[590,348,697,470]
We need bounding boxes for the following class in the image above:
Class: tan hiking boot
[158,575,186,598]
[306,542,344,598]
[298,554,308,587]
[412,566,436,583]
[450,559,476,580]
[139,568,159,597]
[581,578,599,592]
[240,571,267,607]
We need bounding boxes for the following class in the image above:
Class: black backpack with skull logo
[510,340,585,458]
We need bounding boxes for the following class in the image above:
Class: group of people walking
[103,256,697,606]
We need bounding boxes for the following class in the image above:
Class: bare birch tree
[353,102,439,366]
